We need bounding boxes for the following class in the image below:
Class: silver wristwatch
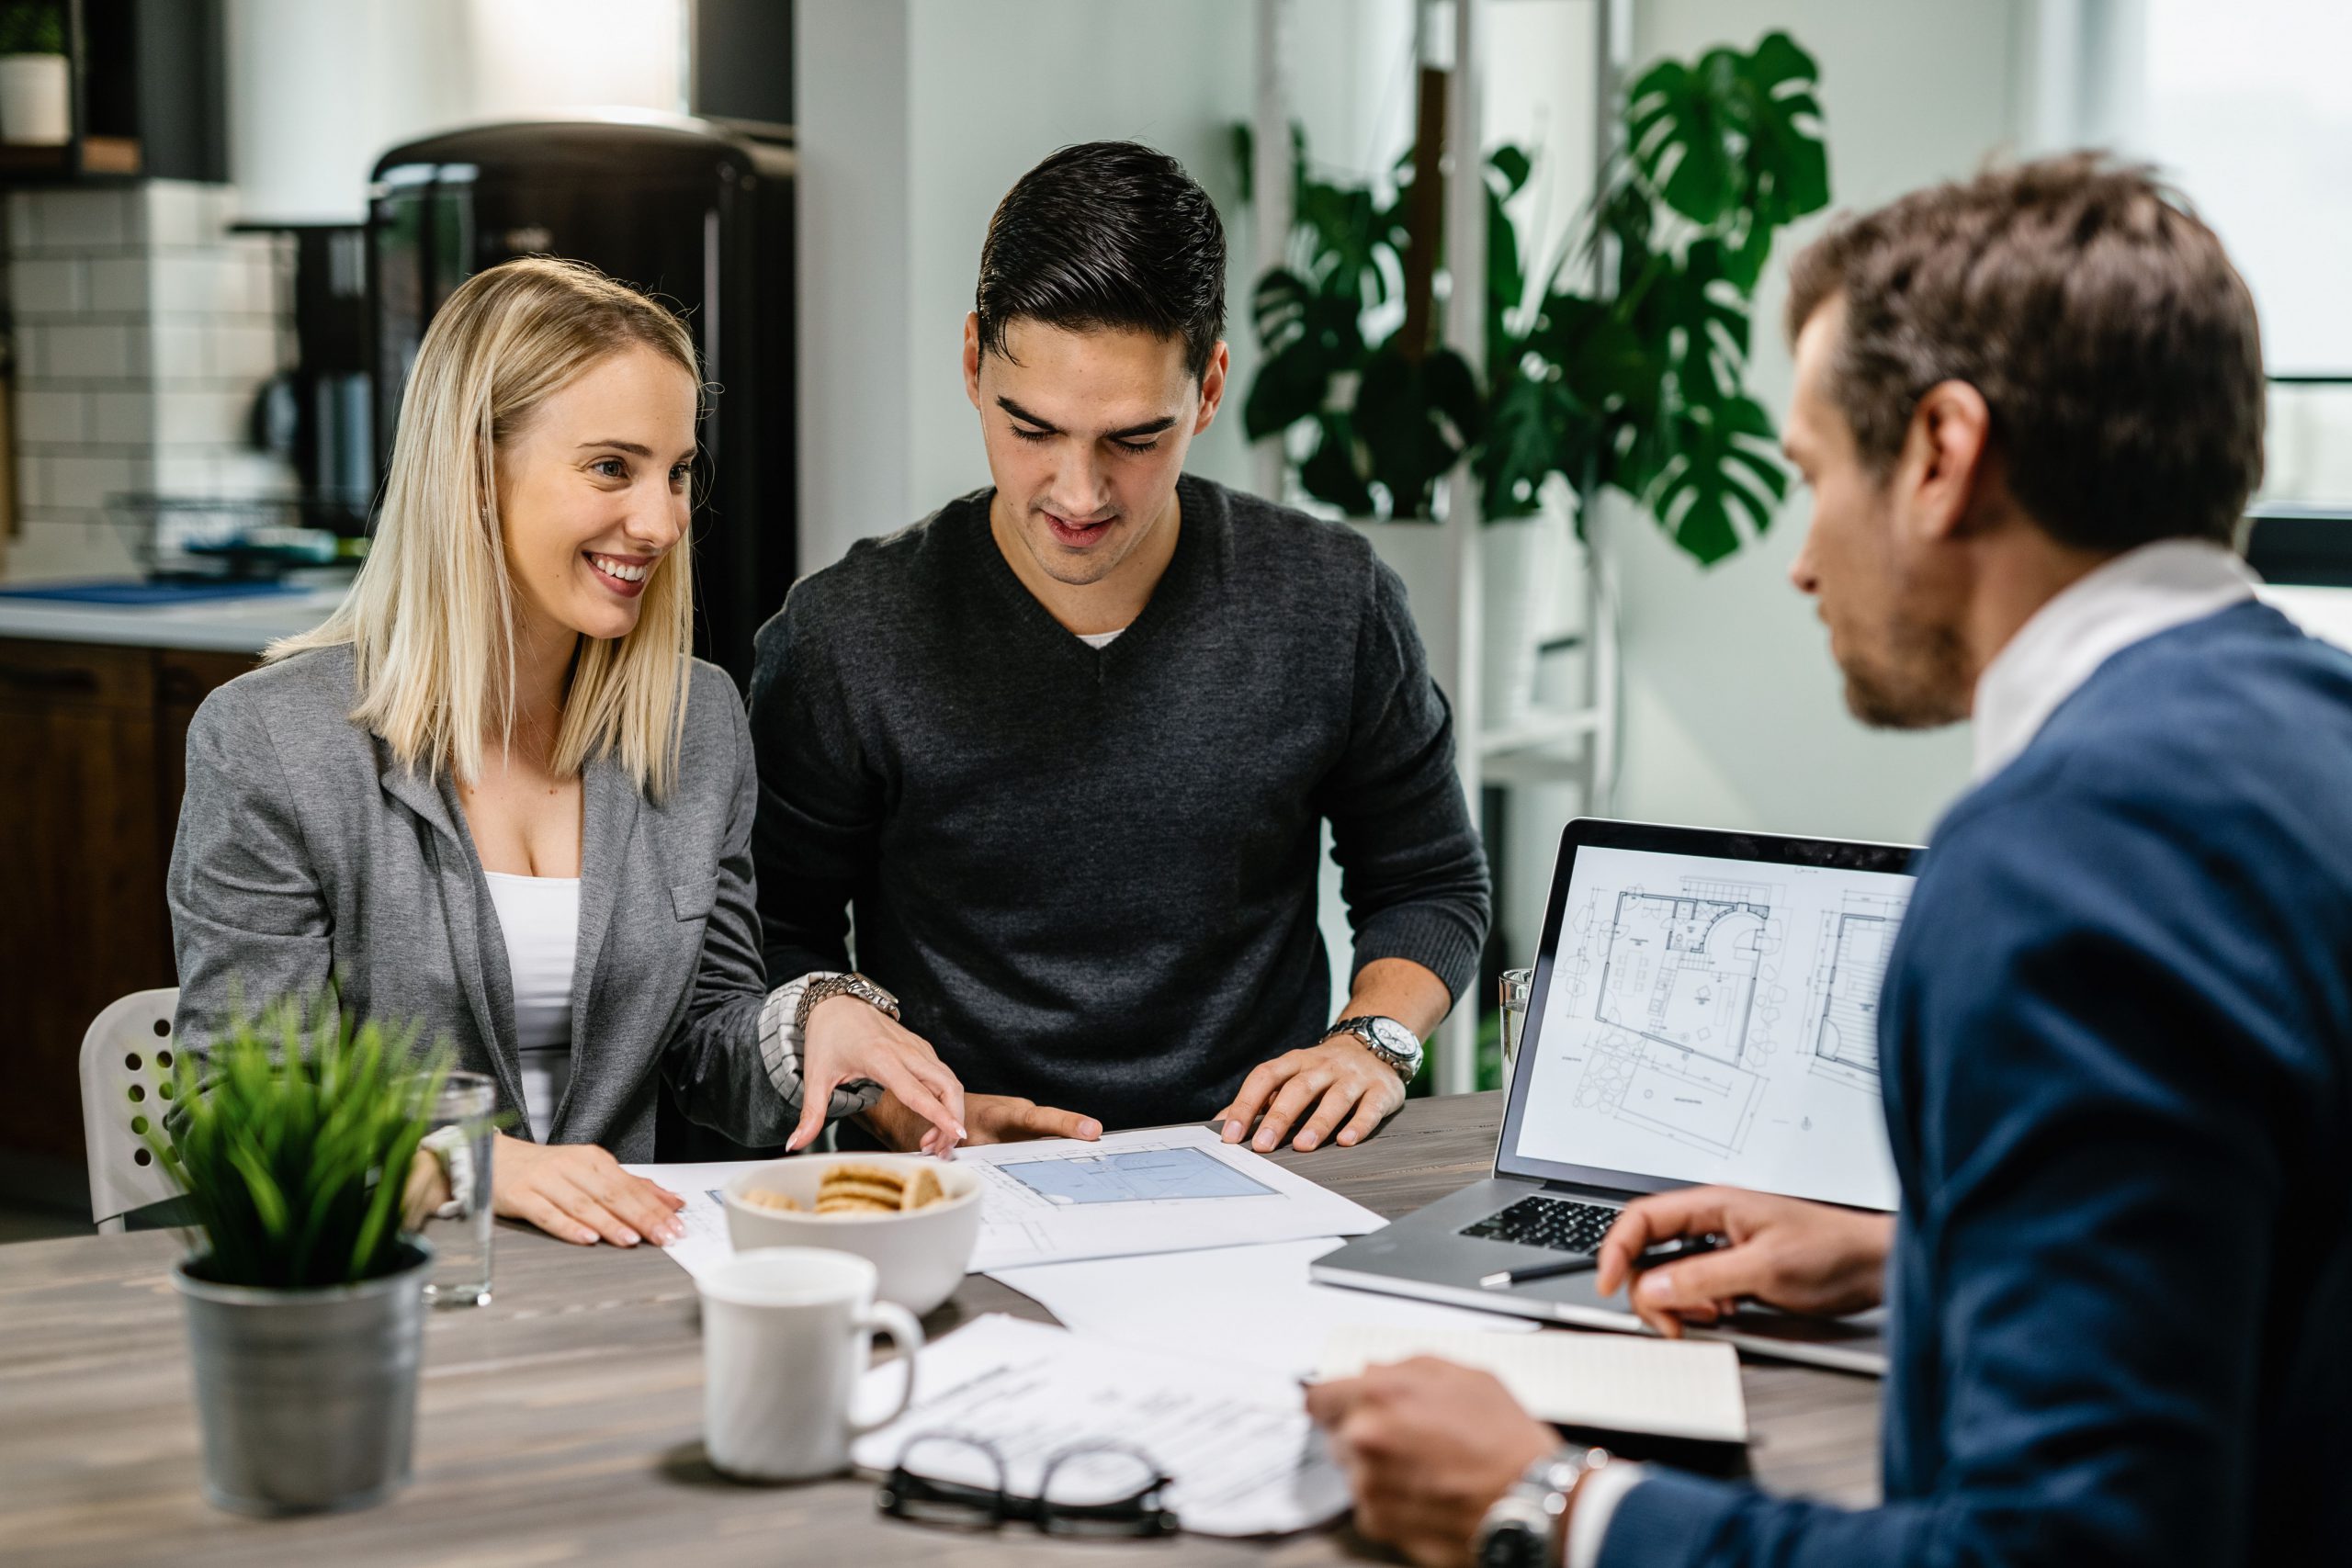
[1474,1447,1610,1568]
[1323,1015,1424,1080]
[794,971,900,1035]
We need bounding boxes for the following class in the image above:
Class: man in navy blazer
[1308,154,2351,1567]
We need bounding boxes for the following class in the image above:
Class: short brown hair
[1784,153,2264,551]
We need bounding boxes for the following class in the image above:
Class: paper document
[989,1237,1534,1378]
[620,1160,764,1281]
[852,1314,1347,1537]
[1317,1323,1748,1444]
[957,1124,1382,1270]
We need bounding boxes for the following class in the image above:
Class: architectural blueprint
[959,1125,1382,1270]
[1516,845,1907,1210]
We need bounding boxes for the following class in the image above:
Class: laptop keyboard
[1458,1195,1620,1255]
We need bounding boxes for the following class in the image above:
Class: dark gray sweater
[748,475,1489,1129]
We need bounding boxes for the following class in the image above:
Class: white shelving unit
[1255,0,1624,1093]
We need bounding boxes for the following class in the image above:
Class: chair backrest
[79,988,186,1230]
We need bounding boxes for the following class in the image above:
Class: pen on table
[1478,1233,1728,1291]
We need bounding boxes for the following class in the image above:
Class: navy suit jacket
[1602,602,2352,1567]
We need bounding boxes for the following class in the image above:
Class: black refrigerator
[368,115,797,684]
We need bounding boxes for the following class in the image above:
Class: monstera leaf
[1626,30,1828,288]
[1356,344,1484,519]
[1640,392,1789,566]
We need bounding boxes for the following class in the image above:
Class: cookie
[741,1190,804,1213]
[900,1165,944,1212]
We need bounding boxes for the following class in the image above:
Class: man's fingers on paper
[1020,1103,1101,1141]
[1251,1068,1332,1152]
[1217,1057,1291,1143]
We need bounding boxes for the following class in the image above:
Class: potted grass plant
[0,1,68,147]
[150,995,448,1516]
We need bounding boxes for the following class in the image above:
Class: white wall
[795,0,1261,572]
[1599,0,2030,848]
[223,0,685,224]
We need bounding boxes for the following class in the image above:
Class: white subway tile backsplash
[142,182,233,249]
[86,256,148,312]
[16,389,86,445]
[35,190,133,249]
[12,258,85,314]
[46,453,144,511]
[40,322,135,380]
[154,388,246,446]
[4,518,142,581]
[147,322,209,380]
[87,390,156,445]
[209,323,283,384]
[6,180,303,582]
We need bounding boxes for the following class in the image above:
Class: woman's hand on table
[795,995,968,1156]
[491,1134,686,1247]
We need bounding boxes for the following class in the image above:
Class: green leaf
[1643,392,1791,565]
[1299,411,1375,514]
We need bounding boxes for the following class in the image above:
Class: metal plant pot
[172,1242,433,1516]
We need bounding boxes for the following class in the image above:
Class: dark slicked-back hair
[1785,153,2265,552]
[975,141,1227,381]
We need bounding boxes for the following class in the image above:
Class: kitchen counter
[0,584,345,652]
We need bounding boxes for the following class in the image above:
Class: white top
[1076,626,1126,649]
[1971,539,2257,781]
[481,870,581,1143]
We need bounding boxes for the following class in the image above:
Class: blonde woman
[168,258,965,1247]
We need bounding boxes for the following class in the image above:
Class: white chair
[79,988,186,1232]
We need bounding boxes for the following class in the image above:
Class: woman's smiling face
[495,343,699,646]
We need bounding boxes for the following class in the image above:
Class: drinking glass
[419,1070,495,1307]
[1499,968,1534,1075]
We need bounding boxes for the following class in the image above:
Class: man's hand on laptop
[1595,1186,1893,1337]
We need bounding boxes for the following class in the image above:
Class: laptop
[1312,818,1916,1375]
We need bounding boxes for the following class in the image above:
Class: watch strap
[1324,1015,1419,1076]
[794,971,901,1036]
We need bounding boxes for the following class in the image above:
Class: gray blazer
[168,642,842,1160]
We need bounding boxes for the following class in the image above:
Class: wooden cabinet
[0,638,252,1190]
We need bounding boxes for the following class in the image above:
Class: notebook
[1316,1324,1749,1446]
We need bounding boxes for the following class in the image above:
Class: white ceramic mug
[698,1247,923,1482]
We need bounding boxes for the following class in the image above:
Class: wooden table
[0,1093,1881,1565]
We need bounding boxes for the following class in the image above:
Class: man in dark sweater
[1310,158,2351,1566]
[749,142,1488,1153]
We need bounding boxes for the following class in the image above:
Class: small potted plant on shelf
[151,994,448,1516]
[0,1,68,147]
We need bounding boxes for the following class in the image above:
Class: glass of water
[1499,969,1534,1075]
[419,1070,496,1307]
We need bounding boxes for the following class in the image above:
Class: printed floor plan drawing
[1555,877,1786,1158]
[997,1146,1277,1206]
[1801,893,1909,1093]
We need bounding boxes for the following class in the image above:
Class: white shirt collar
[1971,539,2258,781]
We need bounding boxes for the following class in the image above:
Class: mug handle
[848,1302,925,1437]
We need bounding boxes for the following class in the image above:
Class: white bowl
[721,1154,982,1315]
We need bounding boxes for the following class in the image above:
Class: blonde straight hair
[273,257,701,798]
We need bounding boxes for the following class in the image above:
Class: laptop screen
[1495,821,1914,1212]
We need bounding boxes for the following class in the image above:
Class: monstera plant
[1243,30,1830,565]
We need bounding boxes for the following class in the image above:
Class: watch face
[1369,1017,1420,1058]
[1476,1520,1548,1568]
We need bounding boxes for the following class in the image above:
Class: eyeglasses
[876,1433,1178,1539]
